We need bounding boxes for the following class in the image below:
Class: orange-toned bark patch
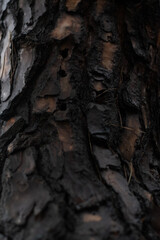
[33,97,57,113]
[51,14,82,40]
[102,42,117,70]
[66,0,81,11]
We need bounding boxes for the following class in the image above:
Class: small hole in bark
[58,102,67,111]
[60,48,69,58]
[83,49,87,56]
[59,69,67,78]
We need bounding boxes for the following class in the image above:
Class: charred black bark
[0,0,160,239]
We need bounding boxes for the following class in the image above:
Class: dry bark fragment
[51,14,82,41]
[102,169,141,223]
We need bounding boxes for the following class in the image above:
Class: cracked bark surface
[0,0,160,239]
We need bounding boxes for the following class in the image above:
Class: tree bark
[0,0,160,239]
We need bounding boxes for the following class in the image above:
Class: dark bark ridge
[0,0,160,239]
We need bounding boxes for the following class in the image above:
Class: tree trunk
[0,0,160,239]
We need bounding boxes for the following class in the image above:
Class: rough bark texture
[0,0,160,239]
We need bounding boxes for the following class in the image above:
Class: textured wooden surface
[0,0,160,239]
